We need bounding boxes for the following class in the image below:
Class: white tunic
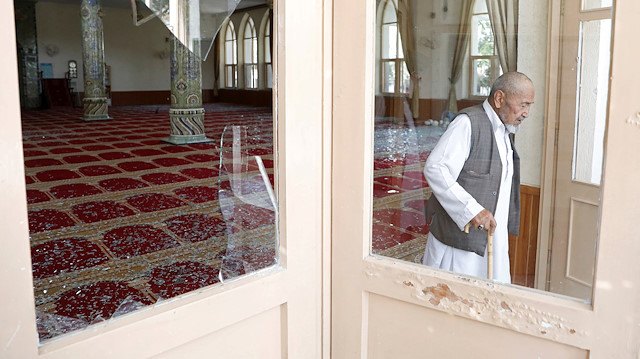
[422,100,514,283]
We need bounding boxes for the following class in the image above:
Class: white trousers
[422,231,511,283]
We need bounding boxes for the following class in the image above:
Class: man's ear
[493,90,505,109]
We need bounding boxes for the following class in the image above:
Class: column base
[82,97,110,121]
[167,107,208,144]
[162,134,215,145]
[82,114,112,121]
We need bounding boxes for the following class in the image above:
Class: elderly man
[422,72,534,283]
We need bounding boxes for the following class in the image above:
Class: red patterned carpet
[22,105,440,341]
[22,104,277,341]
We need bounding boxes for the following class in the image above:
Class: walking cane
[464,223,494,281]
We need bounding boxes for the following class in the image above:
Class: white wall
[413,0,468,100]
[35,2,215,93]
[516,0,549,187]
[36,2,84,88]
[102,6,170,92]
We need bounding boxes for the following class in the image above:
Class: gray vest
[424,104,521,256]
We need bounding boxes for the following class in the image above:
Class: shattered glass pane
[218,125,278,280]
[135,0,242,59]
[21,0,277,345]
[24,104,276,343]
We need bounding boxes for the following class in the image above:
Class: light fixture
[67,60,78,78]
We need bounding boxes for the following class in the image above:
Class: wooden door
[0,0,326,357]
[331,0,640,357]
[548,0,612,302]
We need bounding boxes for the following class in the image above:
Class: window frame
[379,0,409,96]
[468,5,500,99]
[264,16,273,89]
[243,17,258,89]
[224,21,238,89]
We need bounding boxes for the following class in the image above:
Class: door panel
[566,199,598,285]
[367,294,587,359]
[548,2,612,302]
[152,305,284,359]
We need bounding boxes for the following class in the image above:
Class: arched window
[380,0,410,94]
[244,17,258,89]
[264,17,272,89]
[224,21,238,88]
[469,0,501,97]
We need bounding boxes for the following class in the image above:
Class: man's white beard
[498,110,523,134]
[505,123,520,134]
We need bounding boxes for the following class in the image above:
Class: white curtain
[486,0,519,72]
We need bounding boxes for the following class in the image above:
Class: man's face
[495,82,535,131]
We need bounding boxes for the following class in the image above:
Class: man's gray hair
[489,72,533,98]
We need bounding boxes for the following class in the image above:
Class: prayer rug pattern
[22,104,277,341]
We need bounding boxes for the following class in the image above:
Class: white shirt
[422,100,514,283]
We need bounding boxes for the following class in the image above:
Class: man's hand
[470,209,496,235]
